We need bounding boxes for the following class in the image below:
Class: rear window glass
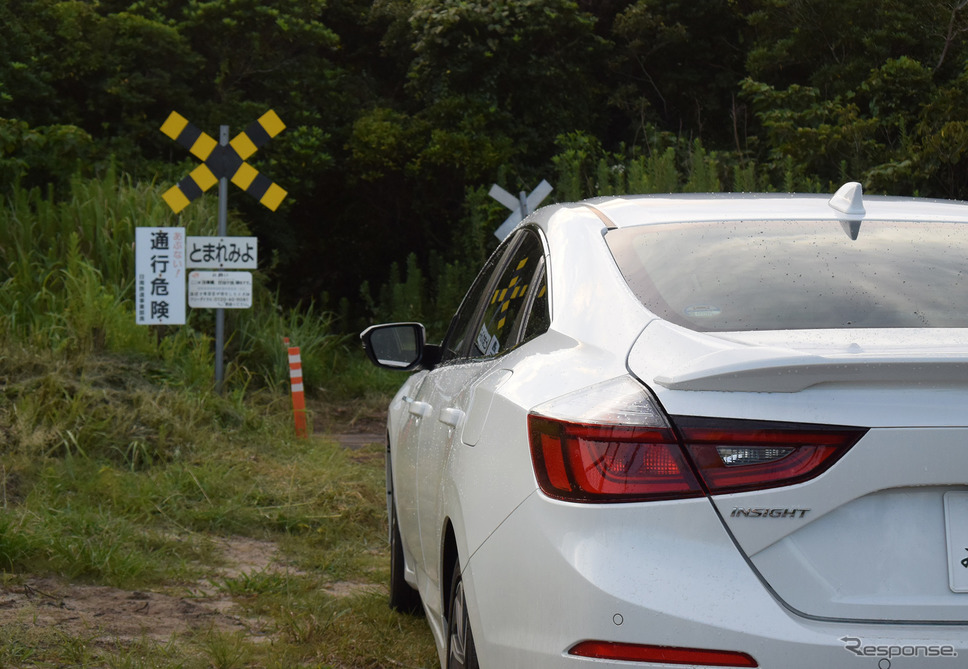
[606,219,968,332]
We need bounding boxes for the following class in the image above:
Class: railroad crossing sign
[489,179,553,240]
[160,110,288,213]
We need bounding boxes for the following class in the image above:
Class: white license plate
[943,491,968,593]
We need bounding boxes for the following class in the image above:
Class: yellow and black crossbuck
[160,110,288,213]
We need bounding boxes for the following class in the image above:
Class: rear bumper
[464,492,968,668]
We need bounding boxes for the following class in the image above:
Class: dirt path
[0,404,391,659]
[0,536,287,647]
[311,400,386,450]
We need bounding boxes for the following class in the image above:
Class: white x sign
[489,179,553,240]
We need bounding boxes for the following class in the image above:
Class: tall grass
[0,167,347,394]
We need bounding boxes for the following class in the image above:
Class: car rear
[464,189,968,667]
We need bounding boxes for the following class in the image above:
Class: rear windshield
[606,219,968,332]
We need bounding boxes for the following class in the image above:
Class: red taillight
[528,413,866,502]
[569,640,758,667]
[528,416,703,502]
[678,417,866,494]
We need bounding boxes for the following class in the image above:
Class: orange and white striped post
[284,338,308,438]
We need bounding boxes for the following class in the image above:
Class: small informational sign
[475,324,500,357]
[188,271,253,309]
[136,227,186,325]
[186,236,258,269]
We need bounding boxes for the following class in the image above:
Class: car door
[394,239,511,596]
[412,229,550,612]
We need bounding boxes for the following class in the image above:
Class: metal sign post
[489,180,553,240]
[215,125,229,392]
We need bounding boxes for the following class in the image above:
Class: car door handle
[439,407,464,428]
[407,400,432,418]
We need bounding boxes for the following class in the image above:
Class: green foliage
[627,147,680,193]
[361,251,455,340]
[552,131,606,201]
[900,68,968,197]
[610,0,748,146]
[0,119,95,191]
[347,107,424,182]
[407,0,606,161]
[0,348,211,467]
[740,79,882,187]
[745,0,962,93]
[551,131,728,200]
[683,140,722,192]
[7,5,968,661]
[229,294,345,396]
[5,0,968,337]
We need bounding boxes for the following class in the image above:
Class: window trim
[438,235,521,364]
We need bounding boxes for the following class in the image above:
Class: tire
[389,502,422,614]
[446,562,480,669]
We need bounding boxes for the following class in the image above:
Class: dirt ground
[0,403,388,658]
[0,536,290,647]
[0,527,385,656]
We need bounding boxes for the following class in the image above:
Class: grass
[0,347,438,668]
[0,169,437,667]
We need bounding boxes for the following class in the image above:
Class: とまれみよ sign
[186,236,258,269]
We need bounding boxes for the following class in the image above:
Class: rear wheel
[389,502,422,613]
[446,562,479,669]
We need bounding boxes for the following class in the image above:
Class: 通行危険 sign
[136,227,186,324]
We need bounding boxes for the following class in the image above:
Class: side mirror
[360,322,429,371]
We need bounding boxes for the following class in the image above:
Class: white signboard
[188,271,253,309]
[186,236,258,269]
[136,227,186,324]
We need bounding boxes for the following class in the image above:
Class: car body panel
[386,372,428,579]
[465,490,968,668]
[625,316,968,623]
[709,427,968,622]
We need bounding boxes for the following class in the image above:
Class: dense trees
[3,0,968,329]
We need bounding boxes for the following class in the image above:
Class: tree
[609,0,748,147]
[744,0,965,94]
[406,0,608,167]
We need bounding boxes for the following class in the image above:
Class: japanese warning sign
[187,236,258,269]
[136,227,186,325]
[188,271,252,309]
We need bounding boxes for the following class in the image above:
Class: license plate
[943,491,968,593]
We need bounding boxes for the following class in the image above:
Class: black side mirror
[360,322,429,371]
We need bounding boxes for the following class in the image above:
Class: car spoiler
[634,322,968,393]
[654,351,968,392]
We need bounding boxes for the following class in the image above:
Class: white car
[361,183,968,669]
